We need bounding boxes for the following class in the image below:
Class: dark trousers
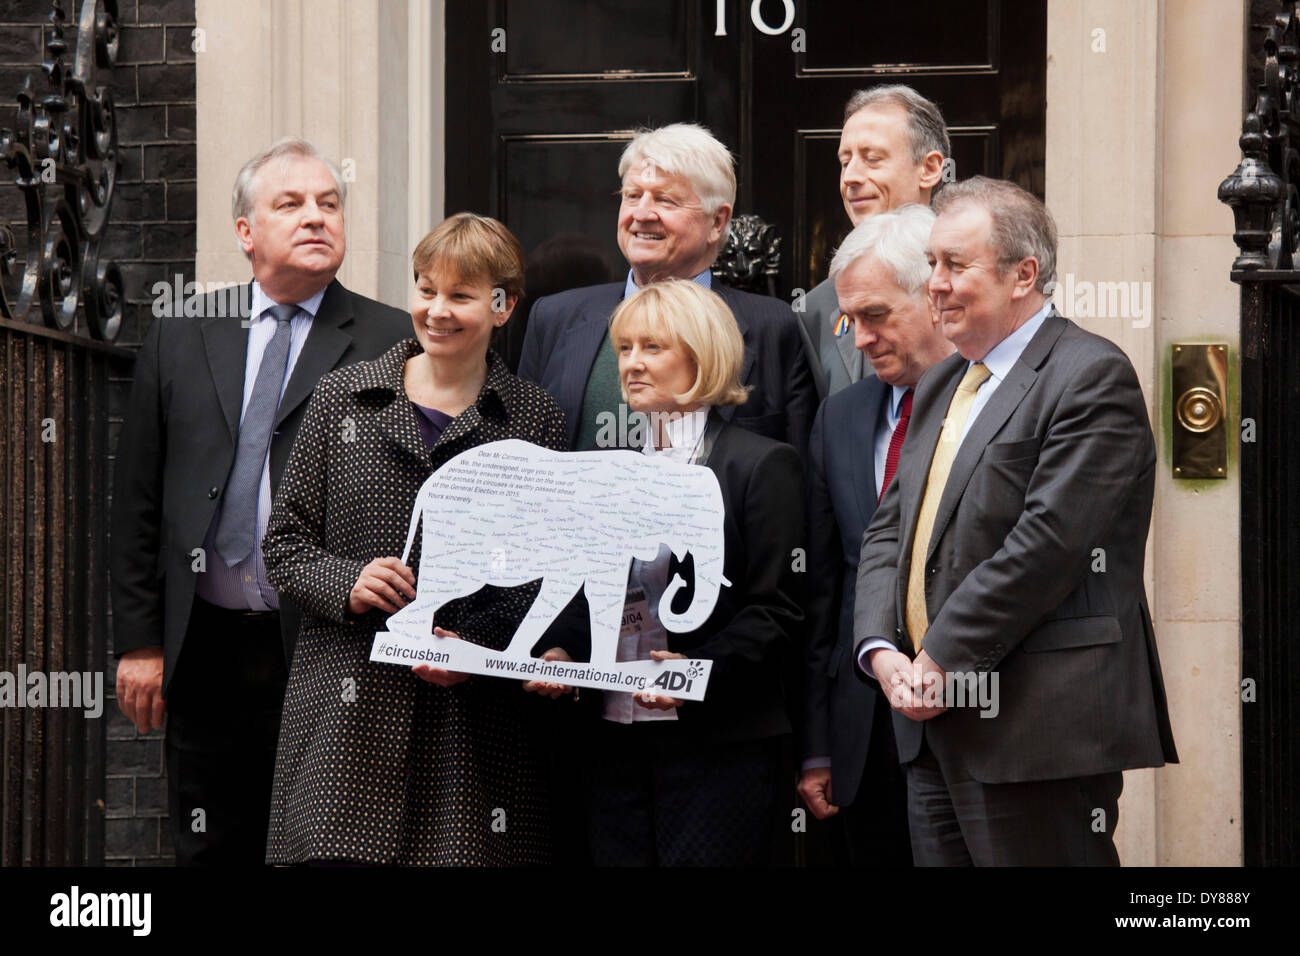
[840,691,914,866]
[801,691,913,868]
[165,596,288,866]
[905,736,1122,866]
[587,721,784,866]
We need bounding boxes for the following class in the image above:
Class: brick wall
[0,0,196,866]
[105,0,196,867]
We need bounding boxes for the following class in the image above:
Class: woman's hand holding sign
[349,556,416,615]
[634,649,687,710]
[522,646,575,697]
[412,626,470,687]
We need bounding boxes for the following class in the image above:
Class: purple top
[410,401,454,451]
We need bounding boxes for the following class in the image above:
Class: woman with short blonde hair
[608,279,750,409]
[527,277,804,866]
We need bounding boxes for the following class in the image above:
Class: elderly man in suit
[517,122,816,457]
[798,204,953,865]
[517,124,814,865]
[800,85,949,400]
[111,138,410,865]
[855,177,1177,865]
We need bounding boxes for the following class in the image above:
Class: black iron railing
[0,0,131,867]
[1219,0,1300,867]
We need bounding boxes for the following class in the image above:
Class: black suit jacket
[110,279,411,692]
[555,412,805,746]
[517,280,817,458]
[803,374,889,807]
[855,310,1178,784]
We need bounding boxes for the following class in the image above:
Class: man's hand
[412,627,470,687]
[871,646,949,721]
[797,766,838,819]
[522,647,574,698]
[116,647,166,734]
[348,556,416,615]
[870,646,917,710]
[899,649,948,722]
[635,649,686,710]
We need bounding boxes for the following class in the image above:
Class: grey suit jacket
[110,279,412,690]
[854,309,1177,784]
[798,277,864,401]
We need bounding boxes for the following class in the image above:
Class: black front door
[445,0,1046,298]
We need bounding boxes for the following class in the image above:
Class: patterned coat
[262,338,567,865]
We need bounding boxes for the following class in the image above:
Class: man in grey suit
[111,138,410,864]
[800,85,948,400]
[855,177,1177,865]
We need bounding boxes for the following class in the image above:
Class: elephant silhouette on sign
[382,439,729,665]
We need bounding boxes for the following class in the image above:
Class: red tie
[880,389,913,501]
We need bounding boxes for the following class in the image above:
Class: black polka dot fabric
[262,339,568,865]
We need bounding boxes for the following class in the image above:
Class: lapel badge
[834,314,851,338]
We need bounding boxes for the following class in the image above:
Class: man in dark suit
[799,204,953,865]
[855,177,1177,865]
[517,122,816,457]
[799,85,948,400]
[111,138,410,865]
[517,125,814,864]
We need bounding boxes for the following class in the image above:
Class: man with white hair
[798,204,952,865]
[518,122,816,457]
[111,138,409,864]
[800,85,949,400]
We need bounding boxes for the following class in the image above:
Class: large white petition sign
[369,440,725,700]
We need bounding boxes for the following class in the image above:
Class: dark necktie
[214,303,297,566]
[879,388,913,502]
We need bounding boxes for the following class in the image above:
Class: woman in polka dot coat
[262,215,567,865]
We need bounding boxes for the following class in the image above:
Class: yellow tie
[905,362,992,651]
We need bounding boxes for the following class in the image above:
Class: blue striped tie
[214,303,297,566]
